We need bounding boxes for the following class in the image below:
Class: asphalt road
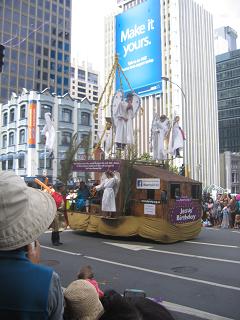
[39,227,240,320]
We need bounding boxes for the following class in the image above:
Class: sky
[71,0,240,76]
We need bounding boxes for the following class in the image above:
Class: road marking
[85,255,240,292]
[104,242,240,264]
[184,241,239,248]
[41,245,82,256]
[162,301,234,320]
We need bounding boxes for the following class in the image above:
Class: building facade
[70,59,102,143]
[104,0,220,187]
[220,151,240,194]
[0,89,94,182]
[216,49,240,153]
[0,0,72,103]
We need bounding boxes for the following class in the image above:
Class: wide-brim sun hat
[64,280,104,320]
[0,171,56,250]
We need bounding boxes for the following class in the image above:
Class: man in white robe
[169,116,185,157]
[114,93,134,149]
[94,171,119,217]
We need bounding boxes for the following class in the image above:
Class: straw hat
[0,171,56,251]
[64,280,104,320]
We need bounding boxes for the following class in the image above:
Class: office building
[216,49,240,153]
[220,151,240,194]
[70,59,102,143]
[215,26,238,55]
[0,89,93,182]
[0,0,72,103]
[104,0,220,187]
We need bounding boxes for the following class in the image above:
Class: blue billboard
[115,0,162,97]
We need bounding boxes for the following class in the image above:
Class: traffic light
[0,44,5,73]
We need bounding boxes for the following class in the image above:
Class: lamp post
[161,76,186,106]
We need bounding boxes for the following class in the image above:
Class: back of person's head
[130,297,175,320]
[64,280,104,320]
[77,265,94,280]
[0,171,56,251]
[100,291,142,320]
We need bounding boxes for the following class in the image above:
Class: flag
[41,113,56,152]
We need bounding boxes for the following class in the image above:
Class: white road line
[146,248,240,264]
[184,241,239,248]
[41,245,82,256]
[104,242,240,264]
[84,255,240,292]
[162,301,234,320]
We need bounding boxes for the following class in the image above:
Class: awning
[15,152,25,159]
[6,154,14,160]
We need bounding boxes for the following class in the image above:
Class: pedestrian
[51,180,66,246]
[221,201,230,229]
[0,171,64,319]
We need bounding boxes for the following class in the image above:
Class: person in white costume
[169,116,185,157]
[94,171,119,217]
[151,114,170,160]
[112,91,140,150]
[41,112,56,157]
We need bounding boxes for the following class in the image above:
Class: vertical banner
[115,0,162,96]
[28,100,37,148]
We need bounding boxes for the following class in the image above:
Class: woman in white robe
[169,116,185,157]
[151,114,170,160]
[94,171,119,216]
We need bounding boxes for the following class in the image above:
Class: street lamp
[161,76,186,104]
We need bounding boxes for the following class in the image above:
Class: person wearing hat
[51,180,66,246]
[64,279,104,320]
[0,171,64,319]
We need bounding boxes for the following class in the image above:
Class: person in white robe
[151,114,170,160]
[169,116,185,157]
[114,93,134,149]
[94,171,119,217]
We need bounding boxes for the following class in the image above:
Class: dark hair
[100,291,141,320]
[126,92,134,99]
[100,290,175,320]
[77,265,94,280]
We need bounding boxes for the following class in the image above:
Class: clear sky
[71,0,240,75]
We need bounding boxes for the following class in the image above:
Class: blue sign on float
[115,0,162,97]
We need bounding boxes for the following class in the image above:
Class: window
[39,158,52,169]
[19,129,26,144]
[2,161,6,170]
[191,184,201,199]
[61,132,72,145]
[9,132,14,146]
[147,189,155,200]
[8,159,13,169]
[62,108,72,123]
[41,105,52,119]
[10,109,15,122]
[2,135,7,148]
[88,72,98,85]
[18,158,24,169]
[170,184,181,199]
[20,105,26,119]
[3,112,8,126]
[81,112,90,126]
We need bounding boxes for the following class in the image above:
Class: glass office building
[217,49,240,153]
[0,0,72,103]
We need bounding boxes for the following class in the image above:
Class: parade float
[65,55,202,243]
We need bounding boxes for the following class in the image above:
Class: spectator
[0,171,64,319]
[100,290,175,320]
[76,181,90,212]
[221,201,230,229]
[64,279,104,319]
[77,265,104,298]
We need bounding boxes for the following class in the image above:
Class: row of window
[2,158,24,170]
[218,97,240,109]
[216,58,240,72]
[218,87,240,100]
[1,130,91,148]
[217,67,240,81]
[217,77,240,90]
[218,107,240,119]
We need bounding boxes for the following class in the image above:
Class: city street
[39,227,240,320]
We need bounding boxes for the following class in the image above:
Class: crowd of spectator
[0,171,176,320]
[202,192,240,229]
